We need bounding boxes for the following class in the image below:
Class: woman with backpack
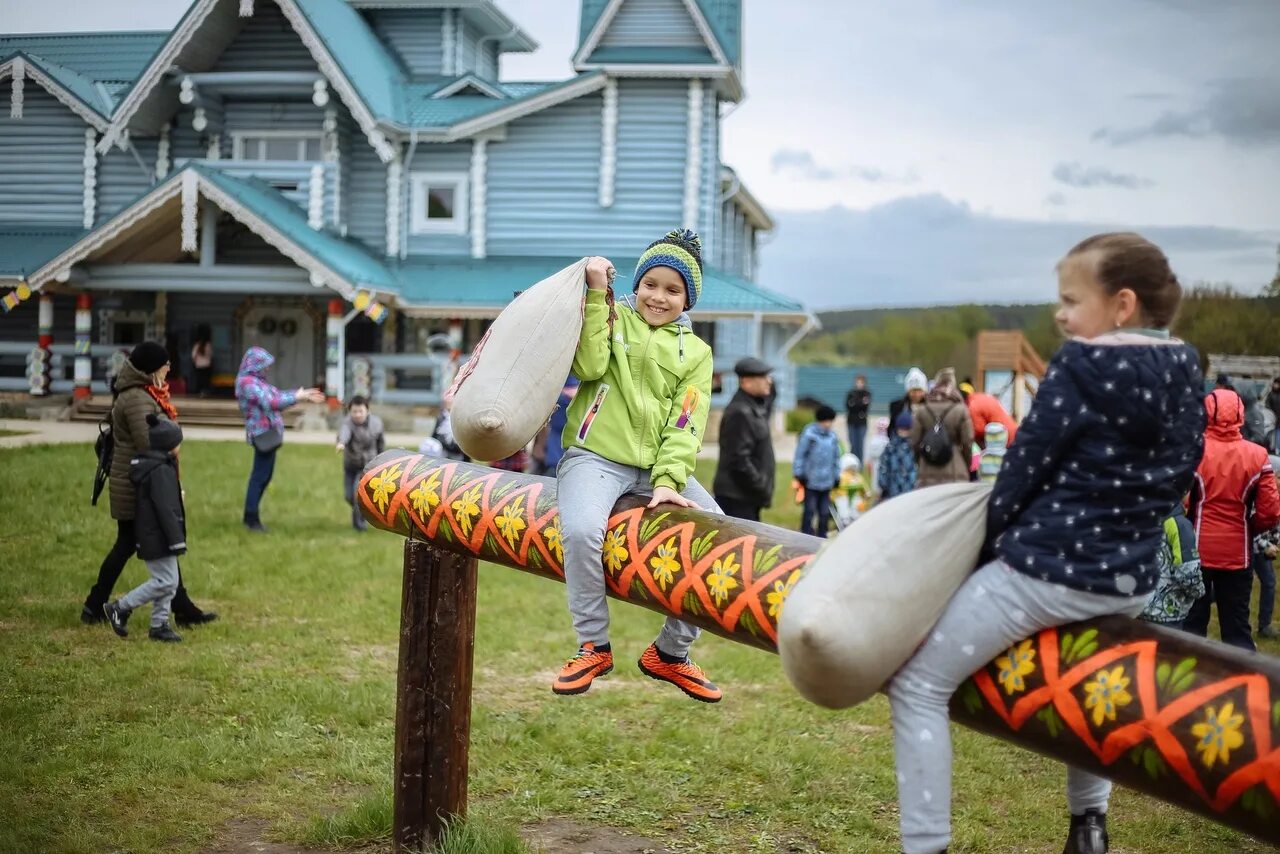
[82,341,217,627]
[909,367,974,488]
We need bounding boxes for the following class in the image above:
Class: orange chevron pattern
[360,451,1280,844]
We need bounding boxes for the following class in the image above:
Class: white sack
[446,258,590,461]
[778,482,990,709]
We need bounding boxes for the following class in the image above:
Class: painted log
[359,450,1280,844]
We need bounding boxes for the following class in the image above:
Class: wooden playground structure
[357,451,1280,852]
[975,330,1048,420]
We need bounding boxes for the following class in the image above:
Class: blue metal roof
[402,76,579,127]
[795,364,916,415]
[392,255,805,315]
[585,46,717,64]
[0,32,167,83]
[577,0,740,66]
[292,0,408,125]
[0,227,87,278]
[191,165,399,293]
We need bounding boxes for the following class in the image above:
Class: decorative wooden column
[30,293,53,396]
[73,293,92,399]
[325,298,343,407]
[393,539,478,853]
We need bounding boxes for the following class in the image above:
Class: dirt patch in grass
[523,818,669,853]
[205,817,327,854]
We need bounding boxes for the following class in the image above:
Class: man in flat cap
[713,358,776,522]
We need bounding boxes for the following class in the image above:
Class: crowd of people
[75,226,1278,854]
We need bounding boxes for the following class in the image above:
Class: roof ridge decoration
[574,0,730,68]
[0,53,110,129]
[97,0,398,162]
[431,74,504,100]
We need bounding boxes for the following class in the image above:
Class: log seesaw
[357,449,1280,851]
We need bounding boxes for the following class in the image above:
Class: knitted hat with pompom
[633,228,703,310]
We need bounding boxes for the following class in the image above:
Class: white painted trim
[682,79,703,230]
[408,171,469,236]
[155,124,172,179]
[308,164,325,229]
[0,57,111,130]
[454,12,465,76]
[9,57,24,119]
[386,155,403,256]
[598,77,617,208]
[231,130,325,161]
[82,128,98,229]
[181,170,199,253]
[432,75,504,100]
[239,0,254,15]
[573,0,729,67]
[573,62,742,101]
[442,9,456,76]
[440,72,608,142]
[206,134,222,160]
[469,140,487,258]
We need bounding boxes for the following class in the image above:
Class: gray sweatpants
[888,560,1148,854]
[557,448,718,658]
[118,554,180,629]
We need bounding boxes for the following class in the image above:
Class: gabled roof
[22,164,397,300]
[720,165,774,231]
[402,73,602,133]
[577,0,741,67]
[347,0,537,53]
[392,255,806,318]
[0,31,167,92]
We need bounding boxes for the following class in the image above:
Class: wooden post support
[393,539,479,853]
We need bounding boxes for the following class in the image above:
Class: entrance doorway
[240,306,316,391]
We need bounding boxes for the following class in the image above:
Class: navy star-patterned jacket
[988,331,1206,597]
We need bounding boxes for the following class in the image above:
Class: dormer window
[409,172,468,235]
[233,132,323,162]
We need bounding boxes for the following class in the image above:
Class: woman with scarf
[82,341,218,626]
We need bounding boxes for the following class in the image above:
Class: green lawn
[0,442,1275,853]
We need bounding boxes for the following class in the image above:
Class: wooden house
[0,0,815,412]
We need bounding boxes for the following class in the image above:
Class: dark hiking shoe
[149,625,183,643]
[175,610,219,628]
[244,521,269,533]
[81,603,105,625]
[552,643,614,695]
[1258,625,1279,639]
[1063,809,1108,854]
[103,601,131,638]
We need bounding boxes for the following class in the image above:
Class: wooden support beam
[393,539,478,853]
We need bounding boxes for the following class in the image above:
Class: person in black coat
[103,416,188,643]
[712,358,776,521]
[844,373,872,461]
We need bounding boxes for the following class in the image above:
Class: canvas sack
[778,482,990,709]
[446,258,591,461]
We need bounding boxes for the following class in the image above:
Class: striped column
[73,293,92,399]
[30,293,53,396]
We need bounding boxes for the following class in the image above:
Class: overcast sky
[6,0,1279,308]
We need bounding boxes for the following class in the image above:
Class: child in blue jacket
[793,405,842,537]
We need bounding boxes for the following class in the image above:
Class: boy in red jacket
[1186,389,1280,650]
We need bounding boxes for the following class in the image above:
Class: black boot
[1063,809,1108,854]
[81,602,105,624]
[174,610,219,627]
[243,512,268,533]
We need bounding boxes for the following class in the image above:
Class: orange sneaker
[552,642,614,696]
[637,643,722,703]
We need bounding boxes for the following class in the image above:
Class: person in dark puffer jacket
[81,341,215,627]
[886,233,1205,854]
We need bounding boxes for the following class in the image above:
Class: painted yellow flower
[707,551,740,607]
[408,469,442,520]
[1083,665,1133,727]
[543,521,563,563]
[367,463,403,513]
[995,639,1037,696]
[451,483,483,536]
[603,526,629,573]
[766,569,803,619]
[1191,701,1245,770]
[495,495,527,547]
[649,537,680,591]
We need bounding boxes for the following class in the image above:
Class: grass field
[0,440,1276,853]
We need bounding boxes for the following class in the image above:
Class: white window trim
[231,130,325,161]
[409,172,469,236]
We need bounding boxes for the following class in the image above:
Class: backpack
[918,403,959,466]
[92,411,112,506]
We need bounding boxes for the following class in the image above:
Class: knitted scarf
[145,382,179,422]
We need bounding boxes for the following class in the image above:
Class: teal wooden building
[0,0,814,409]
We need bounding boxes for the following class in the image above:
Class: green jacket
[562,290,712,492]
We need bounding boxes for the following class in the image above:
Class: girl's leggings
[888,560,1147,854]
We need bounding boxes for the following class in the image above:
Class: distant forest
[794,286,1280,379]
